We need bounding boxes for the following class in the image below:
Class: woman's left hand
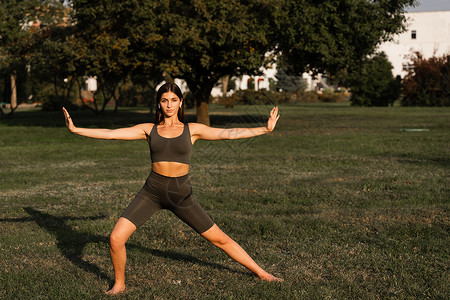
[266,106,280,132]
[62,107,76,132]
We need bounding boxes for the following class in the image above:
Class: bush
[216,89,345,107]
[41,95,78,111]
[296,91,320,103]
[219,90,299,106]
[348,52,401,106]
[318,89,350,103]
[402,52,449,106]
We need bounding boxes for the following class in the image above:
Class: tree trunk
[222,75,229,96]
[186,73,222,126]
[100,79,120,114]
[113,85,121,113]
[196,101,210,126]
[63,78,75,104]
[192,88,212,126]
[10,71,17,109]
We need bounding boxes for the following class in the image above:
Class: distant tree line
[2,0,427,122]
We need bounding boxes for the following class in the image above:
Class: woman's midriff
[152,162,189,177]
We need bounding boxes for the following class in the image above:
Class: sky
[407,0,450,12]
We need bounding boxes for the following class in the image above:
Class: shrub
[217,89,329,106]
[402,52,449,106]
[318,89,350,103]
[348,52,401,106]
[41,95,78,111]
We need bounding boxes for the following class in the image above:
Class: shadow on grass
[0,108,270,128]
[395,157,450,168]
[0,108,267,128]
[2,207,247,287]
[21,207,114,286]
[0,109,156,128]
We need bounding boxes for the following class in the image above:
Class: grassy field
[0,103,448,299]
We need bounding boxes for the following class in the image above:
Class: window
[402,63,414,72]
[411,30,417,39]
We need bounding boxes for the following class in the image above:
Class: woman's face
[160,91,182,117]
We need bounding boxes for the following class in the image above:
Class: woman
[63,83,282,295]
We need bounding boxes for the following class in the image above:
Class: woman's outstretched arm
[62,107,151,140]
[190,106,280,141]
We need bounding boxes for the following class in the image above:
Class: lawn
[0,103,448,299]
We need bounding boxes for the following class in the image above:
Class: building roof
[407,0,450,12]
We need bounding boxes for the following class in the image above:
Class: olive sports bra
[148,123,192,165]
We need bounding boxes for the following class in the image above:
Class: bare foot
[259,273,284,282]
[105,284,126,295]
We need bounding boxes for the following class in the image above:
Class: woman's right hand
[62,107,75,132]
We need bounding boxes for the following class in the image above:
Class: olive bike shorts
[121,170,214,233]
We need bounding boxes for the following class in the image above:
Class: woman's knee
[212,234,232,247]
[109,218,136,249]
[202,225,233,246]
[109,231,127,249]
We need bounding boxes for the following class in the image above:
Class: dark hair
[155,82,184,124]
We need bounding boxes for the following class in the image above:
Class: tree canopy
[153,0,277,125]
[275,0,417,75]
[341,52,402,106]
[0,0,66,115]
[1,0,418,120]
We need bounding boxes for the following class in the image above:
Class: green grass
[0,103,448,299]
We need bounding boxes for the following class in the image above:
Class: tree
[30,25,80,110]
[72,0,132,113]
[156,0,416,123]
[402,52,449,106]
[343,52,401,106]
[69,0,275,123]
[274,0,417,75]
[73,0,163,114]
[0,0,65,117]
[115,0,164,114]
[154,0,276,125]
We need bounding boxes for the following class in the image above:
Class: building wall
[378,10,450,77]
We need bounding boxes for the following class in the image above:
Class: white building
[211,60,324,96]
[378,9,450,77]
[210,57,280,97]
